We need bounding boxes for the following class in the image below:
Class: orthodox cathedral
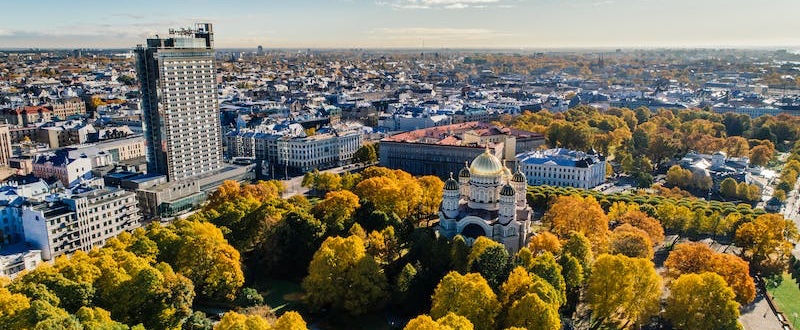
[438,147,532,252]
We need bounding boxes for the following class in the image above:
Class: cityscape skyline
[1,0,800,49]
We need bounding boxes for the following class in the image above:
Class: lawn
[252,277,304,313]
[767,272,800,329]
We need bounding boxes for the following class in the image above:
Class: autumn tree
[664,242,755,304]
[665,273,743,330]
[735,213,798,275]
[610,224,654,259]
[749,144,774,166]
[146,220,244,302]
[303,235,388,315]
[430,272,501,330]
[312,190,360,236]
[545,195,609,253]
[615,210,664,244]
[666,165,692,189]
[404,313,474,330]
[585,254,662,329]
[719,178,738,199]
[527,232,562,256]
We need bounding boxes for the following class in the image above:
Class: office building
[135,23,223,182]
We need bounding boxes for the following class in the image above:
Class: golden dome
[469,148,504,176]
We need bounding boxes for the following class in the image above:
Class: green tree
[256,211,326,278]
[354,144,378,164]
[469,244,511,289]
[665,273,743,330]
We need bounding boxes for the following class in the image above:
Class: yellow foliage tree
[585,254,662,329]
[545,195,609,253]
[430,272,501,330]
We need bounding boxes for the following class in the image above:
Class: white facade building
[517,148,606,189]
[32,151,93,187]
[22,186,141,260]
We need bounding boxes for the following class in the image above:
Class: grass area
[767,272,800,329]
[251,278,304,313]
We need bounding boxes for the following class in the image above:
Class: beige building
[50,98,86,119]
[0,125,12,166]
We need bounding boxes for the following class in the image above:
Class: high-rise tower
[135,23,222,182]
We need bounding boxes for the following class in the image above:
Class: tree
[666,165,692,189]
[723,136,750,157]
[527,232,562,256]
[749,144,774,166]
[545,195,609,253]
[256,211,326,278]
[150,220,244,302]
[235,287,264,308]
[529,252,566,305]
[719,178,738,199]
[215,311,270,330]
[303,235,388,315]
[470,244,511,289]
[354,144,378,164]
[664,242,755,304]
[505,293,561,330]
[312,190,360,236]
[610,224,654,259]
[450,235,470,274]
[585,254,662,329]
[272,311,309,330]
[417,176,445,218]
[691,170,713,191]
[561,231,594,276]
[404,313,475,330]
[735,213,798,275]
[665,273,743,330]
[499,267,563,313]
[615,210,664,245]
[430,272,501,330]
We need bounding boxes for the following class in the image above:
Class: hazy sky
[2,0,799,49]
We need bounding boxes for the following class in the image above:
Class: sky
[1,0,799,49]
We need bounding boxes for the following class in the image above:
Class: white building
[22,186,141,260]
[438,148,532,252]
[32,151,93,187]
[517,148,606,189]
[0,248,42,278]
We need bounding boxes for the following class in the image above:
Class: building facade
[22,187,141,260]
[438,149,532,252]
[380,122,545,178]
[32,151,93,187]
[136,23,223,182]
[0,125,12,166]
[516,148,606,189]
[50,98,86,119]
